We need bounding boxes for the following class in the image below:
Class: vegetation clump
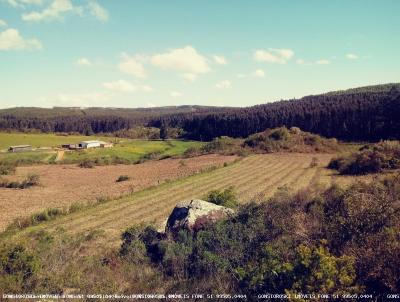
[328,140,400,175]
[116,175,130,182]
[0,173,40,189]
[0,161,17,175]
[206,187,238,208]
[244,126,339,153]
[0,245,40,292]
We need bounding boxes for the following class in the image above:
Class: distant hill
[1,83,399,141]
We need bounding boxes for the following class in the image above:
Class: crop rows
[16,154,334,246]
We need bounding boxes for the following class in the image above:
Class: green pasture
[0,132,114,150]
[62,140,202,164]
[0,132,203,166]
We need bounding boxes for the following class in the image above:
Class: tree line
[0,83,399,141]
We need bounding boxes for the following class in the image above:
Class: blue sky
[0,0,399,108]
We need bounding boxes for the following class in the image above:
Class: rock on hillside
[165,199,234,234]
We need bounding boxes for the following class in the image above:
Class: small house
[8,145,32,152]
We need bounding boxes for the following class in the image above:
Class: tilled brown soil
[0,154,237,230]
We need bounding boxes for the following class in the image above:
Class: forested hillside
[1,83,399,141]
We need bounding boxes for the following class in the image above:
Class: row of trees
[154,85,400,141]
[1,84,399,141]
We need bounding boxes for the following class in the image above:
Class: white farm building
[78,140,112,149]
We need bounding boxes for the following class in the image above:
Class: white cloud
[21,0,108,23]
[296,59,305,65]
[254,48,294,64]
[170,91,182,98]
[0,19,7,27]
[0,28,42,50]
[4,0,43,8]
[39,91,112,107]
[151,46,210,74]
[316,59,330,65]
[118,53,146,78]
[103,80,135,92]
[213,55,227,65]
[236,70,265,79]
[22,0,80,23]
[346,53,358,60]
[216,80,231,89]
[145,102,156,108]
[181,73,197,82]
[253,69,265,78]
[76,57,92,67]
[103,79,152,93]
[87,1,108,22]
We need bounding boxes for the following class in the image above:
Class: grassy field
[0,132,203,165]
[4,153,356,248]
[0,132,113,150]
[62,140,201,164]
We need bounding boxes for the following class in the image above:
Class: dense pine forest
[1,83,399,141]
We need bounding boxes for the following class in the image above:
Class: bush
[206,187,238,208]
[0,244,39,292]
[0,162,16,175]
[79,159,95,168]
[328,140,400,175]
[116,175,130,182]
[0,173,40,189]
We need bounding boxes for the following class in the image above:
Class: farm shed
[78,140,112,149]
[8,145,32,152]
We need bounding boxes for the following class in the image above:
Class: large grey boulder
[165,199,234,234]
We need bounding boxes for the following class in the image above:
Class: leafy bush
[0,162,16,175]
[206,187,238,208]
[116,175,130,182]
[0,245,40,292]
[328,140,400,175]
[79,158,95,168]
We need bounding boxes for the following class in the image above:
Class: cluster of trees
[155,84,400,141]
[1,84,399,142]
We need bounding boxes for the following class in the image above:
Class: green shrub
[79,159,95,168]
[0,162,17,175]
[206,187,238,208]
[328,140,400,175]
[0,245,39,288]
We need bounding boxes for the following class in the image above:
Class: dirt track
[0,154,237,230]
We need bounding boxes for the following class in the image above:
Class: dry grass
[0,154,237,230]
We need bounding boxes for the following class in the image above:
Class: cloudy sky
[0,0,399,108]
